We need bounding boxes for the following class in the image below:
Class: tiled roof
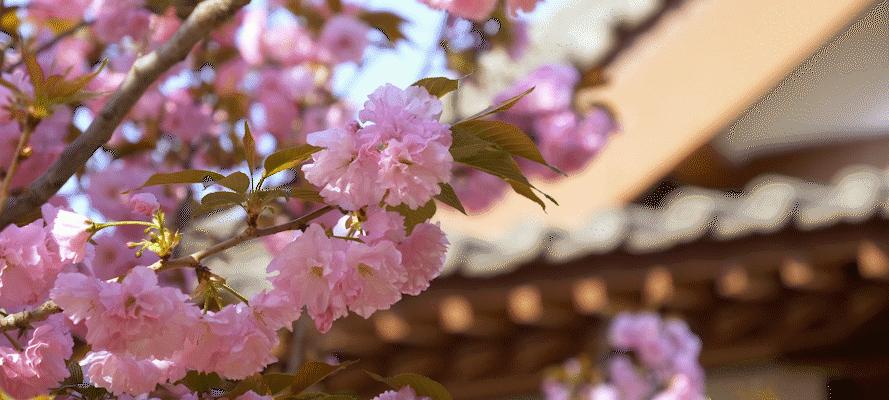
[443,166,889,278]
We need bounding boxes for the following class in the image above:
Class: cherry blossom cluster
[0,0,625,398]
[0,83,452,397]
[542,312,706,400]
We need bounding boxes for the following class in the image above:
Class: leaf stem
[219,282,250,305]
[91,220,155,231]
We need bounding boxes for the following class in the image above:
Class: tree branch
[0,205,335,331]
[0,0,250,229]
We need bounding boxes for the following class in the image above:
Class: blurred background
[197,0,889,398]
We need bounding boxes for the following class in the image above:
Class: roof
[443,165,889,278]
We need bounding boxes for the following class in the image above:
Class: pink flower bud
[128,193,160,217]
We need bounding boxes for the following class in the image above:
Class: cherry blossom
[373,386,432,400]
[129,193,160,217]
[0,315,73,399]
[52,266,201,359]
[80,351,185,396]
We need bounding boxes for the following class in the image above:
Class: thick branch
[0,205,335,331]
[0,0,250,229]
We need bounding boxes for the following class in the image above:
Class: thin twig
[4,20,91,73]
[0,118,36,211]
[0,0,251,229]
[1,329,22,351]
[0,204,335,331]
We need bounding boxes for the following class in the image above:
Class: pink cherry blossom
[251,290,302,331]
[343,240,404,318]
[359,84,444,128]
[0,315,73,399]
[237,7,267,65]
[318,15,370,64]
[303,127,384,211]
[52,266,201,359]
[541,380,570,400]
[27,0,91,22]
[532,107,614,176]
[41,205,90,265]
[361,207,406,244]
[91,0,152,43]
[129,193,160,217]
[584,384,619,400]
[149,9,181,48]
[450,167,508,212]
[496,64,580,115]
[214,60,250,96]
[80,351,185,396]
[396,223,448,296]
[373,386,432,400]
[0,217,62,310]
[161,89,215,141]
[420,0,498,21]
[131,88,165,121]
[608,355,653,400]
[267,223,347,332]
[651,375,705,400]
[359,84,453,208]
[46,37,93,76]
[236,391,274,400]
[507,0,542,15]
[180,303,278,379]
[261,19,316,65]
[375,132,453,209]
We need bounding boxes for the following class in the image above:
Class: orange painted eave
[437,0,876,238]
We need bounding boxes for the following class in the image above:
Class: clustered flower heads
[303,84,454,211]
[542,312,706,400]
[0,83,451,397]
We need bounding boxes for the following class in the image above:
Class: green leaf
[21,46,44,97]
[508,180,546,210]
[138,169,225,189]
[450,128,496,161]
[217,171,250,193]
[387,200,436,234]
[452,119,549,167]
[435,183,466,214]
[366,372,453,400]
[291,360,358,394]
[412,77,458,98]
[359,11,408,45]
[456,147,554,210]
[177,371,230,393]
[200,191,245,212]
[263,373,298,395]
[263,145,322,178]
[456,147,527,184]
[253,188,292,205]
[290,185,325,203]
[243,121,257,174]
[227,374,271,397]
[458,86,534,123]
